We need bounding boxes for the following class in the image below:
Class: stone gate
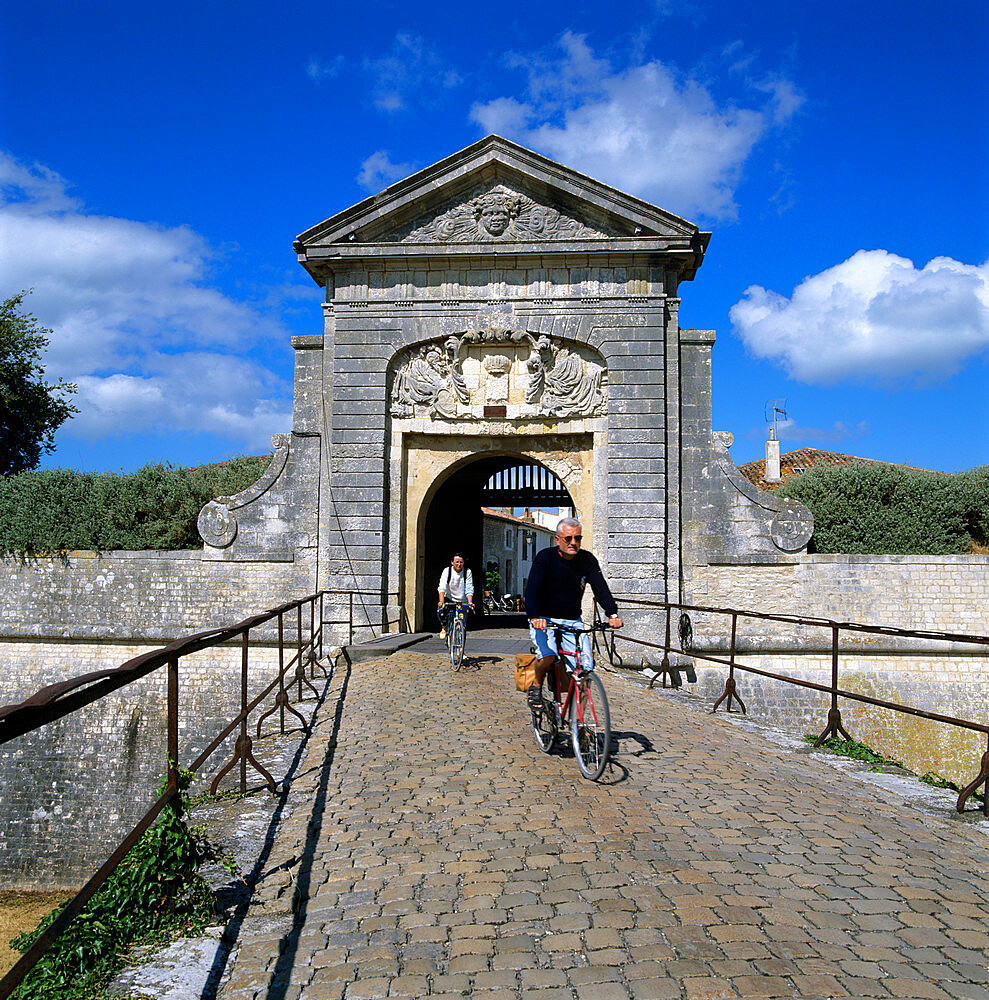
[197,135,811,637]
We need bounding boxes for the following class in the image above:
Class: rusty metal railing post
[956,733,989,816]
[297,604,304,701]
[649,604,674,690]
[309,598,316,678]
[211,627,275,795]
[239,631,248,792]
[166,655,180,804]
[256,607,309,739]
[293,601,320,704]
[307,595,329,679]
[278,612,286,733]
[712,611,747,714]
[814,623,852,746]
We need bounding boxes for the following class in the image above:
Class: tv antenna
[765,399,787,440]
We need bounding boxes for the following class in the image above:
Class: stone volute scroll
[389,329,607,421]
[398,183,611,243]
[197,434,291,548]
[711,431,815,555]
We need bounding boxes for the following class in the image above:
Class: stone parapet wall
[675,554,989,791]
[0,549,316,642]
[684,554,989,635]
[688,654,986,791]
[0,640,283,889]
[0,548,319,887]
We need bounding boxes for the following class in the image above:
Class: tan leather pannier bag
[514,653,537,692]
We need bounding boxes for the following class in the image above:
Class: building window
[505,527,513,547]
[522,532,529,559]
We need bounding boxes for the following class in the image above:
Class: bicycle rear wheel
[450,616,465,669]
[571,672,610,780]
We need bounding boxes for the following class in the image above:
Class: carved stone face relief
[390,330,607,421]
[397,183,611,243]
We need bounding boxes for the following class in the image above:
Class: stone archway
[417,455,576,629]
[395,434,596,631]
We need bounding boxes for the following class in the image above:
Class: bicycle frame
[444,601,472,669]
[543,626,592,719]
[530,622,613,780]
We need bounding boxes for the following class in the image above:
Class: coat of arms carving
[390,330,606,420]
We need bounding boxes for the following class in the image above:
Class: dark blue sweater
[524,546,618,620]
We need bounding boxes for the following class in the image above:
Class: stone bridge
[114,640,989,1000]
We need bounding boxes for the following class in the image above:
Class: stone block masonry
[0,640,286,888]
[0,548,315,643]
[679,554,989,788]
[0,548,317,888]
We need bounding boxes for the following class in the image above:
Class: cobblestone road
[214,649,989,1000]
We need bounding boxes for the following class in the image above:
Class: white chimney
[765,429,782,484]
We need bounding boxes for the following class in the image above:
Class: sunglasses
[560,534,582,542]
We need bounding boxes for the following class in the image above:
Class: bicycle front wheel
[571,672,610,780]
[450,617,466,669]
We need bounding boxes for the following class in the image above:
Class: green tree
[0,291,78,474]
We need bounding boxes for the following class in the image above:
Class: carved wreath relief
[390,330,606,421]
[399,184,610,243]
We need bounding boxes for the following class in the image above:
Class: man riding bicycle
[523,518,622,710]
[437,551,474,639]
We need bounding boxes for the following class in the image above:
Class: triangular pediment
[387,178,616,244]
[295,135,709,260]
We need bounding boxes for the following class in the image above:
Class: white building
[480,508,557,605]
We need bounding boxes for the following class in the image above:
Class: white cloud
[357,151,418,192]
[0,151,292,449]
[470,32,800,220]
[730,251,989,384]
[306,55,344,82]
[364,32,461,113]
[747,418,868,445]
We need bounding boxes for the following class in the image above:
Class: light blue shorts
[528,617,593,671]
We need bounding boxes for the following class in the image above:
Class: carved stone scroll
[197,435,290,548]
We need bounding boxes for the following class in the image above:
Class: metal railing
[595,598,989,817]
[0,586,398,999]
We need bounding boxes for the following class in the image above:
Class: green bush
[0,456,269,556]
[779,463,988,555]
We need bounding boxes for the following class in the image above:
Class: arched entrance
[419,456,575,629]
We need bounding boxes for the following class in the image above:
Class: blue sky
[1,0,986,473]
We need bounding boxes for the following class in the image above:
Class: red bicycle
[531,622,613,780]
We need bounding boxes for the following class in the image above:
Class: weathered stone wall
[679,334,813,569]
[0,640,284,889]
[0,548,315,642]
[674,555,989,788]
[0,548,317,888]
[325,295,674,634]
[684,554,989,634]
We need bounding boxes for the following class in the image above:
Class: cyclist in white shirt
[437,552,474,639]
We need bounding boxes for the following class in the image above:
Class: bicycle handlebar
[546,622,618,635]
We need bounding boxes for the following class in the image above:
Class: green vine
[9,769,227,999]
[804,734,903,771]
[920,770,985,802]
